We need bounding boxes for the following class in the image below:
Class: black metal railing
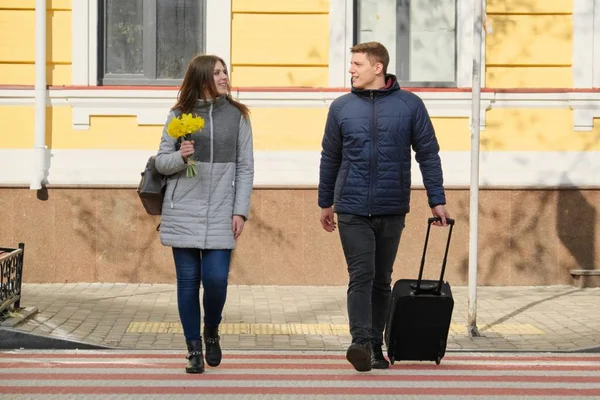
[0,243,25,313]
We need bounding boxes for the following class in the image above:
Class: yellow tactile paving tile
[126,322,546,336]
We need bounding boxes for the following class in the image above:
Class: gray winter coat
[155,97,254,249]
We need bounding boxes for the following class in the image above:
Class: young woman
[155,55,254,373]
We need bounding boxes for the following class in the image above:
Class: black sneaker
[371,343,390,369]
[346,341,372,372]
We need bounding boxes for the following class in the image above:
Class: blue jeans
[172,248,231,341]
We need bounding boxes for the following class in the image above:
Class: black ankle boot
[370,343,390,369]
[203,326,222,367]
[185,339,204,373]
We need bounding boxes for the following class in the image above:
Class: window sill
[1,87,599,131]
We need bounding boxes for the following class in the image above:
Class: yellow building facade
[0,0,599,286]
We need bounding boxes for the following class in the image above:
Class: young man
[318,42,450,372]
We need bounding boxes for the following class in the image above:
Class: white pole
[468,0,483,338]
[31,0,47,190]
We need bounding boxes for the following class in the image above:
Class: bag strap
[414,217,455,296]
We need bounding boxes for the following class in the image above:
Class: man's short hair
[350,42,390,74]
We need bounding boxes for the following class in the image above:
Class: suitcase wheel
[435,356,441,365]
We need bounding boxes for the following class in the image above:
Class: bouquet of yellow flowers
[167,113,205,177]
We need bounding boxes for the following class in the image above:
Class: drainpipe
[30,0,47,190]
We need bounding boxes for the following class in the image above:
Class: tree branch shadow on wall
[453,0,599,283]
[557,177,596,272]
[61,191,167,283]
[456,128,600,284]
[230,205,293,283]
[484,0,573,87]
[61,189,297,285]
[454,189,556,285]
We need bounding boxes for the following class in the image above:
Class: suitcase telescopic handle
[414,217,455,296]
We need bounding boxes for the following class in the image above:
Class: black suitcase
[384,217,455,365]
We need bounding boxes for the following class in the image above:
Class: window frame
[328,0,485,88]
[71,0,231,86]
[354,0,458,87]
[98,0,205,86]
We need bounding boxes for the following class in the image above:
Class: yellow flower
[180,113,194,134]
[195,117,205,132]
[186,113,205,133]
[168,113,205,138]
[167,117,186,139]
[165,113,204,178]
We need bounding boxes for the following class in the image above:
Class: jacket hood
[194,95,228,110]
[351,74,400,98]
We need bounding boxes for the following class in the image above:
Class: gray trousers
[337,213,406,346]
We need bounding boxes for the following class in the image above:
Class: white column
[71,0,98,86]
[593,0,600,87]
[573,0,595,88]
[328,0,353,87]
[206,0,232,70]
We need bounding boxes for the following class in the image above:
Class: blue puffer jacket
[318,75,446,216]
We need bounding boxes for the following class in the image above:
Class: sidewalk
[5,283,600,352]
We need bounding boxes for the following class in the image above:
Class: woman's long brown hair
[171,55,250,119]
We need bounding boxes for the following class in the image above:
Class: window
[355,0,457,86]
[99,0,205,85]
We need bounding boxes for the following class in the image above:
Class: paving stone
[11,284,600,352]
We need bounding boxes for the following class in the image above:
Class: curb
[1,327,597,353]
[0,307,39,328]
[0,327,113,350]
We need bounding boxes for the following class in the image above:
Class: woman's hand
[232,215,245,239]
[180,140,195,161]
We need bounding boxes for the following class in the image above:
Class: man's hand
[320,207,337,232]
[232,215,245,239]
[180,140,195,161]
[431,205,450,227]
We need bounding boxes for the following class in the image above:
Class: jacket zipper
[367,91,377,216]
[204,102,214,247]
